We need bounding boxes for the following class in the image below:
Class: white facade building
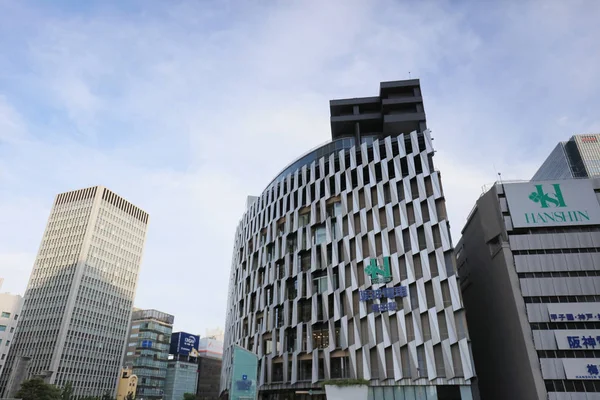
[0,186,149,398]
[0,279,24,378]
[221,80,477,400]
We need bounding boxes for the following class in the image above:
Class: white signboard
[554,330,600,350]
[547,303,600,322]
[504,180,600,228]
[563,359,600,380]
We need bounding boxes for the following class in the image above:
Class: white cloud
[1,0,599,334]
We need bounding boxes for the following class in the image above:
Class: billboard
[553,330,600,350]
[504,180,600,228]
[170,332,200,356]
[196,338,223,359]
[230,345,258,400]
[547,303,600,322]
[562,358,600,380]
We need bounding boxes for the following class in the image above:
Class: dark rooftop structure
[329,79,426,142]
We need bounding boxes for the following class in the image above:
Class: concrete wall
[457,186,546,400]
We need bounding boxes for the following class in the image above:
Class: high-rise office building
[533,133,600,180]
[124,309,173,400]
[457,178,600,399]
[221,80,477,400]
[0,186,149,398]
[0,279,24,378]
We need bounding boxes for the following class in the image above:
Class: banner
[230,345,258,400]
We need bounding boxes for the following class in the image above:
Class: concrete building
[221,80,476,400]
[0,279,24,378]
[457,178,600,400]
[533,134,600,180]
[116,368,138,400]
[197,356,221,400]
[124,308,173,400]
[0,186,149,398]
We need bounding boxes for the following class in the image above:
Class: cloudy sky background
[1,0,599,335]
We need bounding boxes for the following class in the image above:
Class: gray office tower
[0,186,149,398]
[221,80,477,400]
[533,134,600,180]
[457,178,600,400]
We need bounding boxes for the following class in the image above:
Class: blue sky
[1,0,599,335]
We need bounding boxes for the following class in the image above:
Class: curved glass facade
[221,130,476,400]
[266,138,356,190]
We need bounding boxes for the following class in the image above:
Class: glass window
[299,211,311,227]
[312,326,329,349]
[314,225,326,245]
[313,276,328,294]
[0,325,6,332]
[1,312,10,318]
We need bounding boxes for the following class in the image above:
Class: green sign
[365,257,392,284]
[528,184,567,208]
[504,181,600,228]
[230,345,258,400]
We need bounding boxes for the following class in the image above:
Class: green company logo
[525,183,589,224]
[528,184,567,208]
[365,257,392,284]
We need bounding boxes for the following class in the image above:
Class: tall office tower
[123,309,173,400]
[0,279,24,378]
[533,133,600,180]
[221,80,477,400]
[457,178,600,400]
[0,186,149,398]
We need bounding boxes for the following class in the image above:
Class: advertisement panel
[504,180,600,228]
[169,332,200,356]
[230,345,258,400]
[546,303,600,322]
[563,359,600,380]
[554,330,600,350]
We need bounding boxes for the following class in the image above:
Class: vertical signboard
[230,345,258,400]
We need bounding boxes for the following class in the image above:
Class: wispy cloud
[1,0,599,333]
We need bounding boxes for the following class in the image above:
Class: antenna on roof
[408,71,411,79]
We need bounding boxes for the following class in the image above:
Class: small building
[116,368,137,400]
[197,356,222,400]
[0,278,23,379]
[164,360,198,400]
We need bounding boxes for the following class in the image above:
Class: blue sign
[359,286,408,301]
[371,302,397,312]
[169,332,200,356]
[567,336,600,349]
[551,313,600,321]
[141,340,153,348]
